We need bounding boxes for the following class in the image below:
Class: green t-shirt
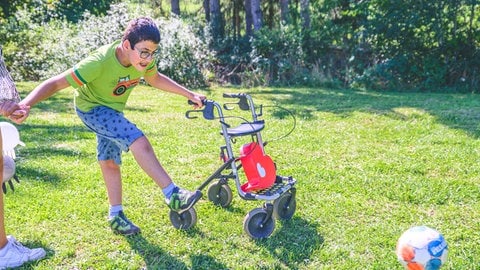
[66,40,157,112]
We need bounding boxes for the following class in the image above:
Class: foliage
[0,3,212,87]
[0,0,117,23]
[311,0,480,92]
[0,0,479,92]
[155,15,212,88]
[0,3,131,80]
[249,25,307,86]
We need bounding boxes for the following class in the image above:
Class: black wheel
[207,182,233,208]
[273,192,296,220]
[169,207,197,230]
[243,208,275,239]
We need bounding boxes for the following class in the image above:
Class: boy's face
[125,40,159,72]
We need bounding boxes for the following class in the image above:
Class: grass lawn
[4,83,479,269]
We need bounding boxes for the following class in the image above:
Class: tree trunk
[171,0,180,16]
[300,0,310,28]
[280,0,289,24]
[244,0,253,36]
[210,0,224,40]
[251,0,262,31]
[266,0,274,29]
[203,0,210,22]
[233,0,242,40]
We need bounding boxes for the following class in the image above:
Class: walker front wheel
[169,207,197,230]
[243,208,275,239]
[207,182,233,208]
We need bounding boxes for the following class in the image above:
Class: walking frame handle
[186,99,215,120]
[223,93,250,111]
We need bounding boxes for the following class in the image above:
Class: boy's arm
[144,72,205,108]
[21,70,70,107]
[13,70,70,124]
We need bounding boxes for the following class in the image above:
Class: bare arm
[20,70,71,107]
[144,72,205,108]
[12,70,71,124]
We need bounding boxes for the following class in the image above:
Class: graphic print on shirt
[113,76,140,96]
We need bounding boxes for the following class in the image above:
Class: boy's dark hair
[122,17,161,48]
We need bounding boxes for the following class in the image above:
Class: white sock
[109,204,123,218]
[162,182,177,199]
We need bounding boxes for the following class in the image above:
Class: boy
[16,17,205,235]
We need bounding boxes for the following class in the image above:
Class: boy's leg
[99,159,140,235]
[130,136,202,212]
[77,106,200,213]
[129,136,172,188]
[99,159,122,206]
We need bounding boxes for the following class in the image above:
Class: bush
[155,15,212,88]
[249,25,307,86]
[1,3,212,88]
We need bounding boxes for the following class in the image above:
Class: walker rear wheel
[169,207,197,230]
[207,182,233,208]
[243,208,275,239]
[273,191,296,220]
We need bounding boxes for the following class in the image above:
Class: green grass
[4,83,480,269]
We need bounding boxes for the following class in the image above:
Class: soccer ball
[396,226,448,270]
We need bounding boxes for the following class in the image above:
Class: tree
[171,0,180,16]
[251,0,262,31]
[209,0,224,40]
[203,0,210,22]
[280,0,290,24]
[300,0,310,28]
[244,0,253,36]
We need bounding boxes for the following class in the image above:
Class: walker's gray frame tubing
[222,93,266,155]
[188,96,286,201]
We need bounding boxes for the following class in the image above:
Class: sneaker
[0,235,46,269]
[108,211,141,235]
[166,187,202,213]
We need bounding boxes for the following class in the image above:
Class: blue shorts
[76,106,144,165]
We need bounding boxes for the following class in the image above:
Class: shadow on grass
[257,216,323,269]
[14,166,62,185]
[125,233,227,270]
[17,123,93,142]
[250,87,480,138]
[14,141,91,185]
[190,254,228,269]
[126,234,188,269]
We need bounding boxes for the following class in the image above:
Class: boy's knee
[130,136,152,151]
[99,159,119,169]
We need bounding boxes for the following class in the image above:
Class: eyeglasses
[134,46,159,59]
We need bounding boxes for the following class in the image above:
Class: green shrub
[249,25,307,86]
[155,16,212,88]
[1,3,212,88]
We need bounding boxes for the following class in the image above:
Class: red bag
[239,142,276,192]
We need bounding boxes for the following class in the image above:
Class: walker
[169,93,297,239]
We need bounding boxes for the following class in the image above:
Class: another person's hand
[0,101,30,124]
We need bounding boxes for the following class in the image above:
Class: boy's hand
[189,93,206,109]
